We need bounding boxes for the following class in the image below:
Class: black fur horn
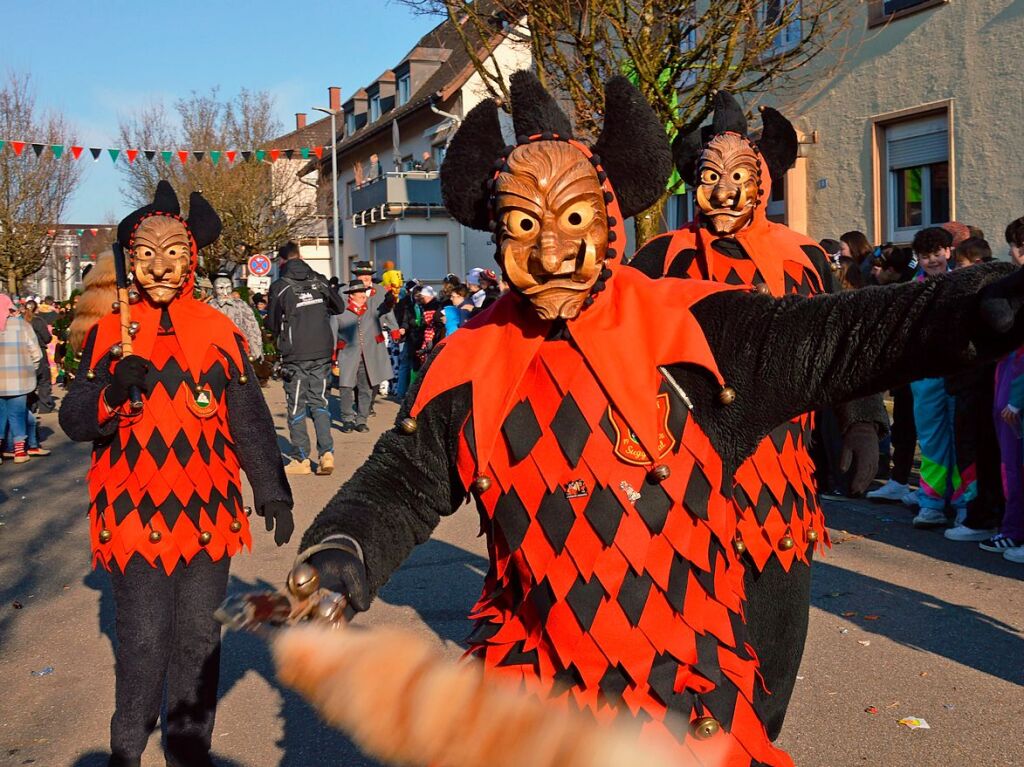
[509,70,573,139]
[117,179,181,247]
[757,106,799,185]
[440,98,506,231]
[671,128,704,187]
[186,191,222,249]
[710,91,747,136]
[591,76,672,218]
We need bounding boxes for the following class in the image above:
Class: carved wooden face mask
[495,142,608,321]
[695,133,761,235]
[131,216,193,305]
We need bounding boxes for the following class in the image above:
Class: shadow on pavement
[68,749,250,767]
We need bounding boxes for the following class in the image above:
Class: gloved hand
[839,421,880,495]
[305,545,371,613]
[104,355,150,408]
[257,500,294,546]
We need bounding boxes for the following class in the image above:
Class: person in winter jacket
[268,241,345,475]
[210,275,263,361]
[402,285,446,381]
[0,293,42,463]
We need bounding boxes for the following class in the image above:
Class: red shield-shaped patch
[609,393,675,465]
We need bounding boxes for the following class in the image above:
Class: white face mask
[214,282,231,299]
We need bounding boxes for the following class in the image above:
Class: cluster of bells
[97,508,249,546]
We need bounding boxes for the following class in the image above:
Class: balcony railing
[350,171,445,227]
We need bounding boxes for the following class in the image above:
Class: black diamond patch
[666,553,690,611]
[553,664,585,690]
[598,409,617,446]
[111,491,135,523]
[466,620,501,644]
[153,356,189,398]
[147,430,170,468]
[107,435,122,467]
[162,493,185,527]
[693,541,722,599]
[723,267,745,286]
[598,664,630,703]
[170,431,194,467]
[200,364,227,400]
[683,466,712,520]
[779,484,796,523]
[463,414,477,460]
[648,652,679,707]
[703,678,738,732]
[493,489,531,552]
[733,483,751,512]
[616,570,653,627]
[137,494,158,525]
[694,630,723,685]
[769,423,790,452]
[536,490,575,553]
[182,494,204,527]
[754,486,774,525]
[666,248,699,279]
[529,578,557,623]
[93,487,109,515]
[502,399,542,464]
[123,432,143,468]
[566,575,605,631]
[212,432,227,460]
[635,480,672,534]
[549,393,591,468]
[497,639,539,668]
[196,433,211,463]
[583,485,625,546]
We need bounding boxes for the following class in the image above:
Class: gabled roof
[266,113,338,152]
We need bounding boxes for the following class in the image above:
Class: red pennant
[313,146,324,159]
[11,141,26,156]
[125,149,139,164]
[268,148,280,162]
[47,229,56,236]
[177,150,189,164]
[70,145,83,159]
[90,228,99,236]
[225,150,237,163]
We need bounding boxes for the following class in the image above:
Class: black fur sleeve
[299,355,470,598]
[58,326,119,443]
[627,234,670,276]
[676,262,1020,477]
[225,338,293,511]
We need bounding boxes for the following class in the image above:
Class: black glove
[305,545,371,613]
[104,355,150,408]
[256,500,294,546]
[840,421,880,495]
[979,265,1024,333]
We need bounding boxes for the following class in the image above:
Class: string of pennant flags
[0,140,329,164]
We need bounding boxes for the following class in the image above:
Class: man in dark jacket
[268,241,344,476]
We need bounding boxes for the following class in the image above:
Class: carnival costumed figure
[210,273,264,361]
[628,93,891,737]
[291,72,1024,767]
[59,182,294,767]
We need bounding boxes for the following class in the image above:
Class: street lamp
[312,105,343,282]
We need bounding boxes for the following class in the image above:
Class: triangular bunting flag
[177,151,189,164]
[144,150,156,161]
[161,150,173,163]
[31,143,45,157]
[268,149,280,162]
[108,148,120,163]
[125,149,139,164]
[11,141,26,156]
[0,141,5,154]
[76,229,84,236]
[255,150,266,163]
[89,147,102,161]
[70,145,83,159]
[209,150,221,165]
[47,229,56,236]
[225,150,237,163]
[300,147,310,159]
[241,150,252,162]
[193,151,205,162]
[284,149,295,160]
[90,228,99,236]
[50,144,64,159]
[313,146,324,159]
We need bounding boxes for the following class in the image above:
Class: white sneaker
[901,489,919,507]
[912,508,947,528]
[979,533,1022,553]
[944,525,997,542]
[866,479,909,502]
[1003,545,1024,563]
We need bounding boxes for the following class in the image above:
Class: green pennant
[51,144,64,159]
[300,146,310,159]
[209,150,221,166]
[161,150,173,163]
[255,149,266,163]
[108,148,120,163]
[76,229,84,236]
[0,140,4,153]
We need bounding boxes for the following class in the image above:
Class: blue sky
[1,0,440,223]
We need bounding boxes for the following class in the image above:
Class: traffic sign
[247,275,271,293]
[248,254,271,276]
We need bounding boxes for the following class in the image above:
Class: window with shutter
[883,113,951,242]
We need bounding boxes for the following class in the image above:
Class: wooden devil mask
[441,71,671,320]
[673,92,799,236]
[116,180,222,305]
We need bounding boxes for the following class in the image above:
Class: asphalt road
[1,385,1021,767]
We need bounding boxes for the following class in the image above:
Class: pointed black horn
[591,76,672,219]
[757,106,798,185]
[152,179,181,214]
[441,98,506,231]
[186,191,222,249]
[671,128,704,187]
[509,70,573,139]
[117,179,182,246]
[710,91,747,136]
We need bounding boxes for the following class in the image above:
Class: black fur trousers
[108,552,229,766]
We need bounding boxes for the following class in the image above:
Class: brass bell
[238,374,248,384]
[127,321,140,336]
[229,519,242,533]
[753,282,772,296]
[98,528,113,544]
[399,416,418,435]
[473,475,492,493]
[85,369,96,381]
[648,464,671,483]
[718,386,736,406]
[779,534,795,551]
[111,300,121,312]
[198,531,212,546]
[127,288,141,303]
[314,592,349,624]
[733,537,746,555]
[807,529,819,543]
[244,506,253,516]
[148,530,162,543]
[287,562,321,599]
[110,343,124,358]
[692,716,721,740]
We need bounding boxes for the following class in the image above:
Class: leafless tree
[397,0,850,243]
[118,89,319,276]
[0,73,83,293]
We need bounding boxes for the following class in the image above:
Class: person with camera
[268,241,345,476]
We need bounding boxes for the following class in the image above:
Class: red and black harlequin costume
[59,182,293,767]
[297,72,1024,767]
[628,92,890,739]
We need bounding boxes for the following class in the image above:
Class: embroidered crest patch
[608,393,675,465]
[187,386,217,418]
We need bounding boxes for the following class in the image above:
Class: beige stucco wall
[770,0,1024,249]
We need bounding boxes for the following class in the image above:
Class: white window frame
[761,0,802,56]
[884,114,950,243]
[370,94,381,122]
[397,74,411,106]
[345,112,356,135]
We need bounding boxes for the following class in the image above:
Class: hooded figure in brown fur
[69,252,117,354]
